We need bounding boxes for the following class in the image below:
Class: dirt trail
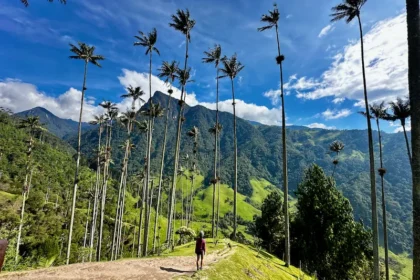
[0,248,233,280]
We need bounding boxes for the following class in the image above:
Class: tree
[258,4,290,264]
[202,44,223,238]
[121,86,146,111]
[329,140,345,177]
[97,102,118,261]
[21,0,66,7]
[219,54,244,240]
[67,42,104,265]
[15,117,44,264]
[87,114,105,261]
[153,61,179,253]
[186,126,199,227]
[405,0,420,278]
[330,1,379,278]
[386,98,412,166]
[167,9,195,243]
[361,102,390,280]
[134,27,160,257]
[292,165,373,279]
[254,191,284,254]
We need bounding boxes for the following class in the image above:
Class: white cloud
[318,24,335,38]
[306,123,336,130]
[199,99,282,126]
[288,13,408,105]
[286,14,293,19]
[390,120,411,133]
[0,79,104,122]
[321,109,352,120]
[332,97,345,104]
[263,89,282,105]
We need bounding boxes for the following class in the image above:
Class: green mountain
[69,91,411,254]
[16,107,92,139]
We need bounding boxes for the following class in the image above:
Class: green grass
[177,241,314,280]
[249,178,276,207]
[380,247,413,279]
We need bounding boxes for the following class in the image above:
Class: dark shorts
[195,250,204,259]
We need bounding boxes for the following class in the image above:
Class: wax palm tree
[134,28,160,257]
[186,127,199,227]
[216,125,223,237]
[167,9,195,243]
[258,3,290,264]
[67,42,104,264]
[153,60,179,253]
[121,86,146,111]
[203,44,223,238]
[329,140,345,177]
[330,1,379,277]
[219,54,244,239]
[97,103,118,261]
[21,0,66,7]
[406,0,420,278]
[15,116,44,264]
[386,98,412,166]
[88,114,105,261]
[361,102,390,280]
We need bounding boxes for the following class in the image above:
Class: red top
[195,238,206,253]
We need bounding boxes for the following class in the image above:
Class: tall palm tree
[186,126,199,227]
[216,125,223,237]
[121,86,146,111]
[167,9,195,243]
[21,0,66,7]
[15,117,44,264]
[329,140,345,177]
[258,3,290,265]
[386,98,412,165]
[88,114,105,261]
[134,28,160,257]
[153,60,179,253]
[97,103,118,261]
[406,0,420,278]
[362,102,390,280]
[330,1,379,277]
[67,42,104,265]
[219,54,244,240]
[203,44,223,238]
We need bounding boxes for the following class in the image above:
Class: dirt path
[0,248,233,280]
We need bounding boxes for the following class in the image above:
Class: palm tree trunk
[332,164,337,178]
[143,52,154,257]
[216,134,221,237]
[230,78,238,240]
[97,119,113,261]
[137,174,147,257]
[89,124,103,261]
[406,1,420,278]
[274,23,290,266]
[402,124,413,166]
[67,60,88,265]
[153,93,171,253]
[376,119,389,280]
[117,171,128,259]
[167,32,190,242]
[212,69,220,239]
[357,15,379,280]
[82,200,91,263]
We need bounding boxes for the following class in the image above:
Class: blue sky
[0,0,408,132]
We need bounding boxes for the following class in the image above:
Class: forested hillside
[69,91,412,254]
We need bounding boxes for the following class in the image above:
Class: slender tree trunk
[97,119,113,261]
[82,200,91,263]
[402,124,413,166]
[143,52,154,257]
[67,60,88,265]
[358,15,379,279]
[212,69,220,239]
[332,164,337,178]
[167,32,190,242]
[216,133,221,237]
[27,168,34,198]
[231,78,238,239]
[89,124,103,261]
[153,92,172,253]
[137,175,147,257]
[376,119,389,280]
[406,2,420,278]
[274,23,290,266]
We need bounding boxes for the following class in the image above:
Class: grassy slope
[174,240,314,280]
[380,247,413,279]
